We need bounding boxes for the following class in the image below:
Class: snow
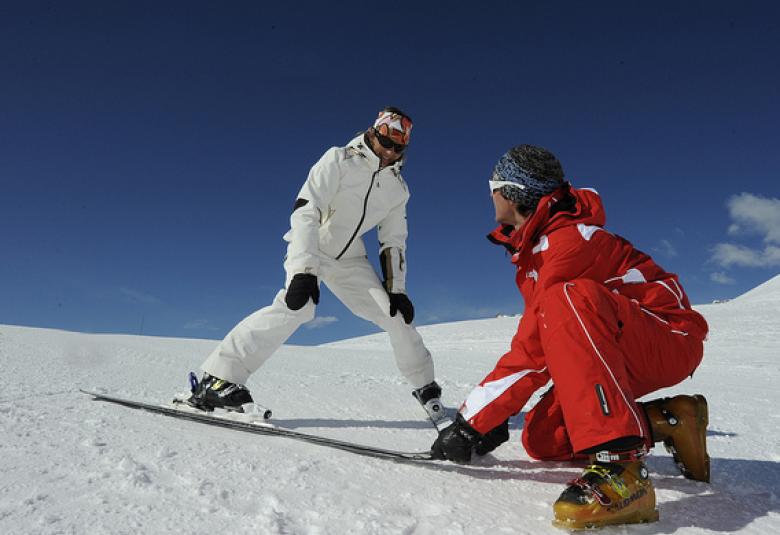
[2,275,780,534]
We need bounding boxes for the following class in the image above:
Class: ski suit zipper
[336,168,379,260]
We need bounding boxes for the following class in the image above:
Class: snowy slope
[1,276,779,534]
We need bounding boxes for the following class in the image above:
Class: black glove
[285,273,320,310]
[388,292,414,324]
[430,414,482,464]
[474,418,509,456]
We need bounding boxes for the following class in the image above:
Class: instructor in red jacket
[431,145,710,529]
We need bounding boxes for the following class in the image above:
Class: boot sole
[552,508,659,530]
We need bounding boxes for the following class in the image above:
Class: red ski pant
[520,279,703,460]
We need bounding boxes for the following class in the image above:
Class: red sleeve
[460,313,551,434]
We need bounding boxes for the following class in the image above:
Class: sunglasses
[489,179,526,194]
[374,130,407,153]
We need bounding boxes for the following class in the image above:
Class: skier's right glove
[474,418,510,456]
[285,273,320,310]
[430,414,482,464]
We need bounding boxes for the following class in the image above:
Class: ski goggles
[374,130,407,153]
[373,111,412,145]
[489,178,527,194]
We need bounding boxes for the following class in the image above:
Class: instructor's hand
[388,292,414,324]
[430,414,482,464]
[285,274,320,310]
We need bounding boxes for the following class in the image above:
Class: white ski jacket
[283,134,411,292]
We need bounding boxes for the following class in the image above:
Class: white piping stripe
[670,279,684,301]
[460,367,547,421]
[640,307,670,325]
[562,283,645,438]
[640,308,689,336]
[655,280,684,309]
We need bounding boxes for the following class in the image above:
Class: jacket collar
[487,185,605,257]
[346,133,404,174]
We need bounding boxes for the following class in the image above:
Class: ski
[80,390,434,463]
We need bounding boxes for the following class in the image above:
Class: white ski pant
[201,255,435,388]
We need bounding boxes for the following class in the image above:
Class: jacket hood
[488,185,606,253]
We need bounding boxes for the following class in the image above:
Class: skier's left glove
[430,414,482,464]
[388,292,414,324]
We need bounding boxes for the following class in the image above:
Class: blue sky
[2,1,778,345]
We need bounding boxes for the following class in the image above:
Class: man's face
[369,130,405,167]
[492,189,528,228]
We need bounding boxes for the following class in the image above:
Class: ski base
[80,389,434,462]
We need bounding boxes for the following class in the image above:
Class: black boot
[186,373,254,412]
[412,381,447,423]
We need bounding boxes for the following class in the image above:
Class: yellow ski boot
[553,452,659,530]
[643,394,710,482]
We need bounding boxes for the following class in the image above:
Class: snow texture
[2,275,780,534]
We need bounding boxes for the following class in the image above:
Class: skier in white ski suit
[189,108,442,418]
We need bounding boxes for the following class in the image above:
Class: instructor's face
[369,131,403,167]
[492,189,528,229]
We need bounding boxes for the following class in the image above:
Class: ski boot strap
[593,445,648,464]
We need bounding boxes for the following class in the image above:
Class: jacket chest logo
[532,235,549,254]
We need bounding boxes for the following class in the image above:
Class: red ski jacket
[487,185,709,343]
[461,185,709,439]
